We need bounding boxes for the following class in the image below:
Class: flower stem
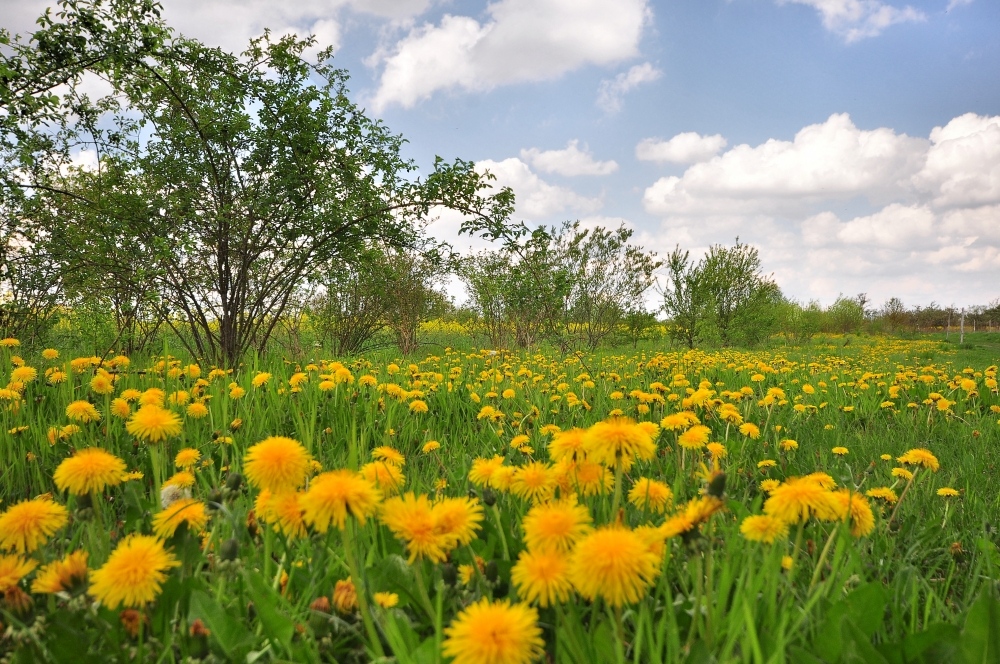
[491,504,510,561]
[344,520,386,658]
[807,526,838,595]
[887,469,918,527]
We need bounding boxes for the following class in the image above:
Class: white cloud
[4,0,432,55]
[520,140,619,177]
[369,0,650,111]
[636,132,728,164]
[476,158,603,219]
[643,113,927,216]
[916,113,1000,209]
[642,112,1000,307]
[778,0,926,42]
[596,62,662,114]
[946,0,974,11]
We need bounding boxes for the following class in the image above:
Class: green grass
[0,336,999,662]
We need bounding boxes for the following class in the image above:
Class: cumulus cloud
[636,132,727,164]
[778,0,926,42]
[641,112,1000,306]
[916,113,1000,209]
[5,0,431,54]
[476,158,603,219]
[369,0,650,111]
[643,113,927,216]
[520,140,619,177]
[596,62,662,114]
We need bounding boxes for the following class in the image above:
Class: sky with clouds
[3,0,999,309]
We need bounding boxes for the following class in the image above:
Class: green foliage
[460,220,660,351]
[3,2,512,367]
[661,239,783,348]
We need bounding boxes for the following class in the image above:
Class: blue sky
[5,0,999,309]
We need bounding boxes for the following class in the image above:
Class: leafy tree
[698,239,780,346]
[827,295,866,334]
[5,9,512,366]
[460,229,569,349]
[660,246,711,349]
[555,221,662,350]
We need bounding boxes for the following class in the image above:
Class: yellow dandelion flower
[829,489,875,537]
[373,591,398,608]
[138,388,165,407]
[628,478,673,514]
[510,462,557,504]
[372,446,405,466]
[65,400,101,423]
[892,467,914,481]
[937,487,959,497]
[897,448,940,472]
[332,578,358,614]
[0,497,69,553]
[54,448,127,495]
[547,428,586,462]
[422,441,441,454]
[760,479,781,493]
[516,486,589,551]
[832,446,849,456]
[31,550,88,594]
[865,487,898,503]
[442,598,544,664]
[186,402,209,419]
[120,389,142,403]
[109,398,131,419]
[243,436,311,493]
[678,424,711,450]
[90,374,114,395]
[568,526,661,607]
[739,423,761,439]
[126,404,182,443]
[469,456,506,488]
[174,448,201,469]
[432,496,484,550]
[301,469,381,532]
[409,400,429,413]
[0,555,37,592]
[380,492,445,563]
[88,535,180,609]
[739,515,789,543]
[151,498,209,539]
[163,470,195,489]
[707,442,727,458]
[511,548,572,607]
[360,461,406,496]
[581,418,656,470]
[763,476,838,525]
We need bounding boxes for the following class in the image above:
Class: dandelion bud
[482,488,497,507]
[484,560,499,584]
[226,473,243,491]
[441,563,458,587]
[707,472,726,498]
[220,538,239,562]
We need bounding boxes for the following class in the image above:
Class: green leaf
[245,570,296,655]
[189,590,255,659]
[901,623,960,663]
[960,590,1000,664]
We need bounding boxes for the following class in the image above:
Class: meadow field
[0,333,998,663]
